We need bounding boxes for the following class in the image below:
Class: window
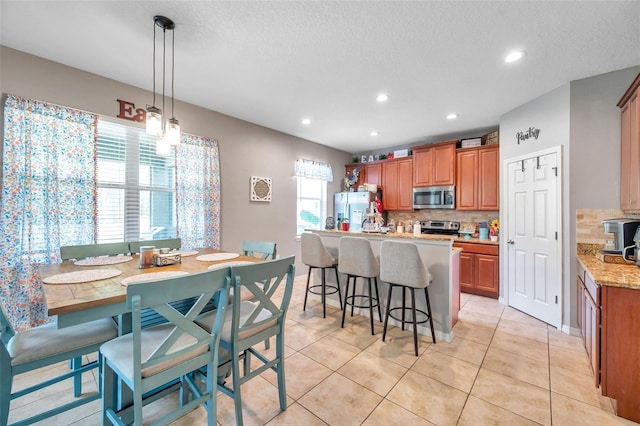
[96,120,176,243]
[296,177,327,236]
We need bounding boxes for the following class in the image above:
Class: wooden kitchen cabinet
[601,285,640,422]
[576,257,640,422]
[382,157,413,211]
[618,72,640,212]
[577,263,600,386]
[412,140,457,187]
[345,162,382,189]
[456,145,499,211]
[365,163,382,186]
[453,242,499,298]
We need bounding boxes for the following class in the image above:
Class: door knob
[506,239,514,244]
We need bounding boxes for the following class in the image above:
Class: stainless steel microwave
[413,185,455,209]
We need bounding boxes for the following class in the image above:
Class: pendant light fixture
[146,15,180,154]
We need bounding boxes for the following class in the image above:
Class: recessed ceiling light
[505,50,526,63]
[446,113,459,120]
[376,94,389,103]
[370,131,379,137]
[301,118,311,125]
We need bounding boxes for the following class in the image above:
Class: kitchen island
[309,229,461,342]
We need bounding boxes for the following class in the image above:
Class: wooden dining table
[40,248,259,331]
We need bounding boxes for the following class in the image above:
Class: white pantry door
[505,147,561,327]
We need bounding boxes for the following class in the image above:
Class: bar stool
[301,232,342,318]
[379,240,436,356]
[338,236,382,335]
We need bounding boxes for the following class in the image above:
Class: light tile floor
[8,276,640,425]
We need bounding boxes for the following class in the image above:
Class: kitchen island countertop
[314,229,499,245]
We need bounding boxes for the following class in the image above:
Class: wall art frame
[250,176,272,202]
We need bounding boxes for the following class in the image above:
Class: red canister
[342,222,350,231]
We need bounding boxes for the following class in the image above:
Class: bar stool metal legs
[303,265,342,318]
[341,275,382,335]
[382,284,436,356]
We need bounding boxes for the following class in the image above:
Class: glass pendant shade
[166,117,181,146]
[146,106,162,136]
[156,134,171,156]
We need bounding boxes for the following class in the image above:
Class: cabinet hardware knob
[507,239,514,244]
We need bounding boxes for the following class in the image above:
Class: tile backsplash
[388,210,498,226]
[576,208,631,244]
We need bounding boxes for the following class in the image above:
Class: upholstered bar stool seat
[301,232,342,318]
[338,236,382,335]
[380,240,436,356]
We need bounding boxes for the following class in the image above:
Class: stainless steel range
[420,220,460,235]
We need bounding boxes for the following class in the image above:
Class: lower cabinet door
[459,252,475,293]
[476,254,499,294]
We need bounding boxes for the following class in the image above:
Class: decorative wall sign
[516,127,541,144]
[250,176,272,202]
[116,99,146,123]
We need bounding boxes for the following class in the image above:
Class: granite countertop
[313,229,499,245]
[577,254,640,290]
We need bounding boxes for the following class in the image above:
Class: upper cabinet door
[432,143,456,185]
[397,158,414,210]
[618,73,640,212]
[412,140,456,187]
[478,146,499,210]
[365,163,382,186]
[456,149,478,210]
[413,149,433,186]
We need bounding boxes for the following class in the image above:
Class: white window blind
[96,120,176,243]
[296,177,327,236]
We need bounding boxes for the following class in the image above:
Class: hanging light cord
[171,28,175,118]
[162,25,166,129]
[152,20,157,108]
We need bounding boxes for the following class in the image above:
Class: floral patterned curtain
[294,158,334,182]
[175,134,221,250]
[0,94,97,331]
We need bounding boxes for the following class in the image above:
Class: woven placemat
[120,271,189,287]
[74,255,133,266]
[208,261,254,270]
[196,253,240,262]
[43,269,122,284]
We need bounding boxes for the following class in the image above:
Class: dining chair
[59,241,130,260]
[0,300,118,425]
[242,240,277,260]
[242,240,277,349]
[100,267,231,426]
[128,238,182,254]
[194,256,295,426]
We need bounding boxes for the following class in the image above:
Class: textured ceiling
[1,1,639,153]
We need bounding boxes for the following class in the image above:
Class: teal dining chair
[242,240,277,260]
[60,241,130,260]
[58,241,131,397]
[195,256,295,426]
[241,240,277,349]
[100,267,231,426]
[0,300,118,425]
[129,238,182,254]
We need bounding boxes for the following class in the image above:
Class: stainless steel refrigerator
[334,191,380,232]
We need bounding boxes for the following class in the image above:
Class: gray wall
[568,66,640,328]
[0,46,352,273]
[499,65,640,332]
